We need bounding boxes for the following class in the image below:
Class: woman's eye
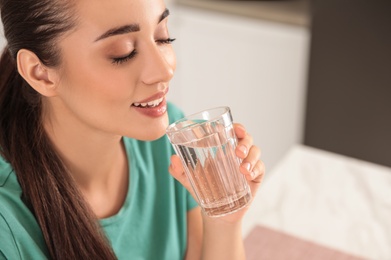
[110,38,174,65]
[111,50,137,65]
[156,38,176,45]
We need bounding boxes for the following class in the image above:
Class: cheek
[55,67,134,129]
[164,47,177,73]
[59,45,134,99]
[61,60,132,101]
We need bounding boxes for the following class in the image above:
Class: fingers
[168,155,194,194]
[233,123,264,183]
[235,133,254,159]
[169,155,201,202]
[168,155,187,184]
[241,149,265,200]
[239,145,262,180]
[170,123,265,206]
[247,160,265,198]
[250,159,265,184]
[233,123,247,139]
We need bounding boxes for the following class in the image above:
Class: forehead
[73,0,166,40]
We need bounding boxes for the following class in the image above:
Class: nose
[140,43,175,85]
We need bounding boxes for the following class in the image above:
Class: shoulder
[0,156,18,197]
[0,157,21,259]
[0,155,21,193]
[0,198,48,259]
[0,156,13,186]
[0,212,20,260]
[0,156,48,259]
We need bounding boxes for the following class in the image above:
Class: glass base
[202,192,252,217]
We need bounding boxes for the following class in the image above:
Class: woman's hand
[168,123,265,222]
[169,123,265,260]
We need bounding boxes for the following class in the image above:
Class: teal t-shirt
[0,102,198,260]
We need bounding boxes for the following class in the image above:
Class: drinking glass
[166,107,251,217]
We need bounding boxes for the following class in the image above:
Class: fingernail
[250,171,256,179]
[238,145,248,156]
[243,162,251,172]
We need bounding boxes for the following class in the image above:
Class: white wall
[167,5,310,171]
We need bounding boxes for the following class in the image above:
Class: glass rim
[166,106,231,134]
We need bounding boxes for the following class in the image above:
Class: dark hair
[0,1,116,259]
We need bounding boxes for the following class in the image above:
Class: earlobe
[16,49,59,97]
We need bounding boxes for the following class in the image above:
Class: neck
[42,98,128,193]
[43,108,129,219]
[42,97,131,218]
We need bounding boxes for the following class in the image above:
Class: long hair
[0,1,116,259]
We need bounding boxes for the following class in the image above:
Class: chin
[128,116,169,141]
[123,128,166,141]
[141,128,167,141]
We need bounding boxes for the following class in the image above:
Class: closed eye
[111,50,137,65]
[156,38,176,45]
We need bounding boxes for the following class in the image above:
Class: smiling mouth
[132,97,164,108]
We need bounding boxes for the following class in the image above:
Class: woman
[0,0,265,259]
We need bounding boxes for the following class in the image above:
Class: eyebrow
[95,24,140,42]
[159,8,170,23]
[94,8,170,42]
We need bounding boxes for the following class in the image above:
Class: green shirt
[0,102,198,260]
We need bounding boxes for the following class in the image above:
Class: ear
[16,49,59,97]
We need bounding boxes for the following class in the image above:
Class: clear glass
[166,107,251,217]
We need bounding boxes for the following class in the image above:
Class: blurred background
[166,0,310,171]
[163,1,391,258]
[163,0,391,172]
[1,0,390,259]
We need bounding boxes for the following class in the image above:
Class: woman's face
[50,0,176,140]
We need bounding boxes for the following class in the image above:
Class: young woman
[0,0,265,259]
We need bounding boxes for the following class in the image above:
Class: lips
[131,89,168,118]
[131,88,168,108]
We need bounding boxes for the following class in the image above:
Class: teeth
[133,97,163,108]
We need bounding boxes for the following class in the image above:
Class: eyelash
[156,37,176,45]
[111,38,176,65]
[111,50,137,65]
